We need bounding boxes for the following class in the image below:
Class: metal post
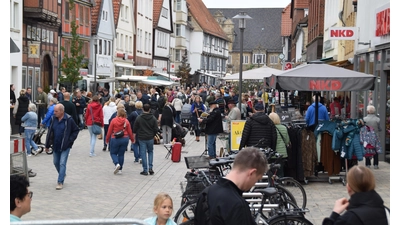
[238,27,244,112]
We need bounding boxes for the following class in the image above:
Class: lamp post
[167,54,171,81]
[233,12,252,112]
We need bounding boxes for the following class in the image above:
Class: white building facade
[10,0,23,93]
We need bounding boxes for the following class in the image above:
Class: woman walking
[160,102,176,144]
[102,97,117,151]
[85,95,104,157]
[171,95,183,123]
[269,112,289,177]
[106,108,134,175]
[190,95,205,142]
[128,101,143,162]
[13,89,31,135]
[21,103,39,156]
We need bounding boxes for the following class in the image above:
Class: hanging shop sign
[376,7,390,37]
[328,27,358,40]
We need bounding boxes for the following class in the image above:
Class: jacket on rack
[301,129,318,178]
[339,119,364,161]
[286,126,304,182]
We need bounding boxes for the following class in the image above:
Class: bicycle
[252,187,313,225]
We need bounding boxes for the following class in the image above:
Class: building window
[27,25,31,39]
[145,31,148,52]
[228,55,232,64]
[36,28,41,41]
[120,4,124,20]
[22,67,27,89]
[129,36,132,53]
[148,33,151,54]
[176,0,181,11]
[270,55,278,64]
[102,10,108,21]
[11,1,19,29]
[50,31,53,43]
[28,67,33,90]
[65,1,69,20]
[176,24,181,36]
[47,30,50,43]
[79,5,83,25]
[244,55,249,64]
[161,7,168,18]
[35,68,40,92]
[98,39,102,54]
[31,27,36,40]
[175,49,181,62]
[253,54,265,64]
[125,6,128,20]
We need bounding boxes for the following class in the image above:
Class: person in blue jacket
[41,98,58,128]
[305,95,329,131]
[144,193,177,225]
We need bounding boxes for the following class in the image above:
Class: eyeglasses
[26,191,33,199]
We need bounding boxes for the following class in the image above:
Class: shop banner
[230,120,246,151]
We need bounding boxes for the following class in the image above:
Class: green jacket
[36,92,47,108]
[275,124,289,158]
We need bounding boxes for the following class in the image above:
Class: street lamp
[233,12,252,112]
[167,54,171,81]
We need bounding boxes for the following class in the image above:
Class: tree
[59,0,85,88]
[176,49,191,86]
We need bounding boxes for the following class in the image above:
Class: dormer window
[102,10,108,21]
[161,7,168,18]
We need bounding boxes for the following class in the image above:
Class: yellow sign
[230,120,246,150]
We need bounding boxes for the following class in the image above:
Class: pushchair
[32,127,53,154]
[172,122,189,147]
[180,103,193,130]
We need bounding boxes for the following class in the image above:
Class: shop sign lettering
[328,27,357,40]
[376,8,390,36]
[309,80,342,90]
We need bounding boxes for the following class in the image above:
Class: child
[144,193,177,225]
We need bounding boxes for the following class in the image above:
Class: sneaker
[56,183,63,190]
[149,169,154,175]
[374,165,379,169]
[90,153,97,157]
[114,164,121,174]
[27,154,32,157]
[139,159,142,164]
[134,159,139,163]
[366,165,371,168]
[103,146,107,151]
[117,170,122,175]
[31,149,37,155]
[140,171,148,176]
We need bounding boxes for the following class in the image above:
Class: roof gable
[187,0,229,41]
[153,0,163,28]
[281,3,292,36]
[91,0,121,35]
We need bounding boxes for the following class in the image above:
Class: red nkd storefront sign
[376,8,390,36]
[309,80,342,91]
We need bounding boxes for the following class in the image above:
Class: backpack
[194,187,211,225]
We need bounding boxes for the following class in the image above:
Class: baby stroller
[172,122,189,147]
[32,127,53,154]
[180,103,193,131]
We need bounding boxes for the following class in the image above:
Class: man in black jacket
[239,102,277,150]
[198,101,223,159]
[60,92,78,126]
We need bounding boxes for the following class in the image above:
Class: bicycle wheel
[174,200,197,224]
[276,177,307,209]
[267,214,313,225]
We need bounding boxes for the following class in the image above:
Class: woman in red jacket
[85,95,104,157]
[106,108,134,175]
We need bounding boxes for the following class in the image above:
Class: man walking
[72,90,86,130]
[45,104,80,190]
[133,104,158,176]
[60,92,79,126]
[239,102,277,151]
[198,101,223,159]
[35,86,47,128]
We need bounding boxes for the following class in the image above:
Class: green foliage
[59,0,85,86]
[176,49,191,86]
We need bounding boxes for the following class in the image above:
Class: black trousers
[365,154,379,166]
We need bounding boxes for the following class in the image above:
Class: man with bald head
[45,104,80,190]
[60,92,78,126]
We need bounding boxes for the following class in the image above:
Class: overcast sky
[202,0,291,8]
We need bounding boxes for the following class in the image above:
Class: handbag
[90,106,102,135]
[276,127,291,154]
[114,121,126,139]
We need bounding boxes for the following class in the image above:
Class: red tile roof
[153,0,163,27]
[91,0,121,35]
[187,0,229,41]
[281,3,292,36]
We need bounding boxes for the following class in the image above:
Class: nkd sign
[328,27,358,40]
[309,80,342,91]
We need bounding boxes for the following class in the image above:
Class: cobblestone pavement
[18,128,390,224]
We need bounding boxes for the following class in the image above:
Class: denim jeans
[162,125,172,144]
[53,148,70,184]
[103,124,109,146]
[24,129,38,154]
[139,139,154,173]
[207,134,217,158]
[87,126,98,156]
[175,111,181,123]
[131,141,140,161]
[78,114,84,129]
[38,107,46,127]
[110,137,129,170]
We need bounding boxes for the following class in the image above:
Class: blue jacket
[45,113,80,151]
[42,104,55,127]
[144,216,177,225]
[305,102,329,126]
[21,111,38,129]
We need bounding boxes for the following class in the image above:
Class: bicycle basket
[184,156,210,169]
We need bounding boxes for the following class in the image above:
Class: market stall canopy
[153,72,181,81]
[115,75,148,82]
[222,66,283,80]
[269,64,376,91]
[141,79,175,86]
